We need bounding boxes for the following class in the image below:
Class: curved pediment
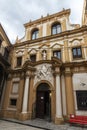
[22,57,62,71]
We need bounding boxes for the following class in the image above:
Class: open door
[36,83,51,120]
[36,91,44,118]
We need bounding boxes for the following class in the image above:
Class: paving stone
[0,119,87,130]
[0,120,42,130]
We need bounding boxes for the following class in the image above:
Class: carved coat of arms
[34,64,53,86]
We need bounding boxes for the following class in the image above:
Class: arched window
[51,23,61,35]
[32,29,39,40]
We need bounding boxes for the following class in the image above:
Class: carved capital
[64,71,72,77]
[25,71,31,77]
[62,67,72,77]
[55,67,60,73]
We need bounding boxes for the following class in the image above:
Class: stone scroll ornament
[34,64,53,86]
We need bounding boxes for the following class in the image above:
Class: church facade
[0,0,87,124]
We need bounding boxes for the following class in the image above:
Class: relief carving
[34,64,53,86]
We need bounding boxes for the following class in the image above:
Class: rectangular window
[30,54,36,62]
[53,50,61,59]
[76,91,87,110]
[72,47,82,58]
[10,99,17,106]
[17,56,22,67]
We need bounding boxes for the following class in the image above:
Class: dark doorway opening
[36,83,51,121]
[76,90,87,110]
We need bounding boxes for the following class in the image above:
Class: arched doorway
[36,83,51,120]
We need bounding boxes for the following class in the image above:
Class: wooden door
[36,91,44,118]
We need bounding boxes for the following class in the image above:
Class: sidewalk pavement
[0,118,87,130]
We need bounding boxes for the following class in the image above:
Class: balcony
[0,45,10,66]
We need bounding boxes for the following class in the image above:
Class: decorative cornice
[7,59,87,74]
[63,61,87,67]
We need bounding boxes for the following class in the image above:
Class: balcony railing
[0,45,9,62]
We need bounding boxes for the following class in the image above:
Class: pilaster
[26,29,31,40]
[17,73,25,114]
[62,19,66,31]
[83,34,87,58]
[28,73,35,119]
[39,25,43,37]
[46,22,51,36]
[82,0,87,25]
[64,67,75,117]
[1,74,12,117]
[64,40,69,62]
[48,48,51,60]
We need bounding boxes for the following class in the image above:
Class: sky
[0,0,84,44]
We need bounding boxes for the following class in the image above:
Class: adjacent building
[0,24,11,113]
[0,0,87,125]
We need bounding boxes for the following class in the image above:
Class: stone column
[65,67,75,117]
[61,75,67,116]
[55,67,63,124]
[22,72,30,113]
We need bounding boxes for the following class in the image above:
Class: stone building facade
[0,24,11,114]
[1,0,87,124]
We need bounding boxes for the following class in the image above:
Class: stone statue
[42,50,47,60]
